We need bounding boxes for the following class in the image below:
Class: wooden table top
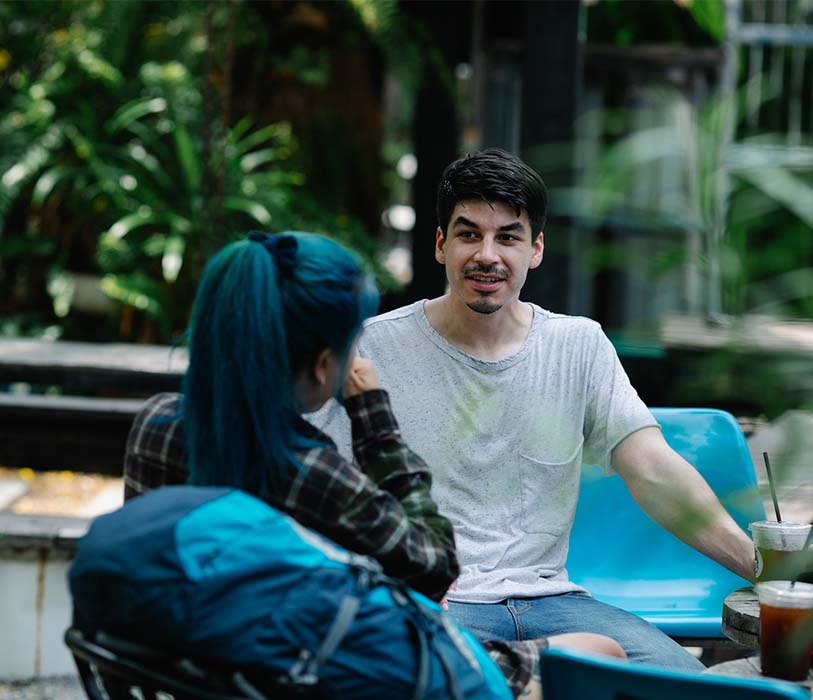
[722,586,760,649]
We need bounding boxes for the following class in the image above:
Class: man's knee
[546,632,627,660]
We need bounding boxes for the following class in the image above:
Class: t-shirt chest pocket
[517,439,584,535]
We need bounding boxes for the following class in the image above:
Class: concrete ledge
[0,512,89,553]
[0,513,90,679]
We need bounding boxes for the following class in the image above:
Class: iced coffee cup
[757,581,813,681]
[749,521,812,582]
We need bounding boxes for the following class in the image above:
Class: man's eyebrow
[498,221,525,233]
[451,216,525,233]
[452,215,479,229]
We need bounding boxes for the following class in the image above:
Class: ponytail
[183,232,379,497]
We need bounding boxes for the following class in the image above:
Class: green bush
[0,0,395,342]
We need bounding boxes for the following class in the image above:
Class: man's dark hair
[436,148,548,237]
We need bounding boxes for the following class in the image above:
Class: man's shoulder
[363,301,422,330]
[357,302,430,367]
[531,305,604,336]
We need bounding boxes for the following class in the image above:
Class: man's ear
[435,227,446,265]
[313,347,332,386]
[529,232,544,269]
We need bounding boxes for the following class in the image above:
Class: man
[314,148,755,670]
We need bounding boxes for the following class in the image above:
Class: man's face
[436,199,544,315]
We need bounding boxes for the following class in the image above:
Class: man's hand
[343,357,380,399]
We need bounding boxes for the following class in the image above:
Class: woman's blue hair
[182,231,380,497]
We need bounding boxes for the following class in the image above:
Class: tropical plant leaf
[123,141,176,192]
[166,213,194,235]
[143,233,169,257]
[103,210,162,240]
[231,122,290,156]
[31,165,74,207]
[684,0,725,42]
[174,123,201,192]
[747,268,813,313]
[229,116,255,144]
[738,168,813,227]
[100,272,169,328]
[162,235,185,283]
[223,196,273,226]
[75,47,123,85]
[0,125,63,190]
[240,147,284,173]
[106,97,168,134]
[0,125,64,228]
[63,125,128,208]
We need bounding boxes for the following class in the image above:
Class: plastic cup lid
[749,521,811,533]
[756,580,813,608]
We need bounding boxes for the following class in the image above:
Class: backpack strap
[283,566,373,688]
[439,613,481,671]
[232,671,272,700]
[425,604,482,700]
[390,585,431,700]
[287,592,361,685]
[407,616,431,700]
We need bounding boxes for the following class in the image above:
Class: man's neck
[423,294,533,361]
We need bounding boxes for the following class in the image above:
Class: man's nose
[473,237,499,264]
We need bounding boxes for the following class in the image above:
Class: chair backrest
[567,408,766,638]
[64,627,279,700]
[539,648,810,700]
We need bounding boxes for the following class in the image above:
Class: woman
[181,231,457,598]
[125,231,624,698]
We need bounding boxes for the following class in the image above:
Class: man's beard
[467,300,502,315]
[463,264,508,314]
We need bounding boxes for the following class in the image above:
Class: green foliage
[0,0,395,342]
[547,69,813,414]
[727,160,813,317]
[586,0,723,47]
[683,0,726,42]
[550,73,813,323]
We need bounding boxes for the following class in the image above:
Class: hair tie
[248,232,298,277]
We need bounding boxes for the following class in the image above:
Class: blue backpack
[69,486,513,700]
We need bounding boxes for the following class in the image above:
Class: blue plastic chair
[567,408,765,639]
[539,648,810,700]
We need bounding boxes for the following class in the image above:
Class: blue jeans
[447,593,705,672]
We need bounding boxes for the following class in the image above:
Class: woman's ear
[313,347,333,386]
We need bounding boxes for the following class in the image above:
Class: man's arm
[612,426,755,581]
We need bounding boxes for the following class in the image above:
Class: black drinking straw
[763,452,783,522]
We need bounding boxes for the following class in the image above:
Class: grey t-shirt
[314,300,658,603]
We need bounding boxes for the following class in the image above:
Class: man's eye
[458,231,476,239]
[498,234,518,242]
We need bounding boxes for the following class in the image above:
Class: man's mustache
[463,264,510,278]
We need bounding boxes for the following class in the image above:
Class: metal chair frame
[64,627,277,700]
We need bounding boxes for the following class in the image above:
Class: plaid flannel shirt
[124,390,542,697]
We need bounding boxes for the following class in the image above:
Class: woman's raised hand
[343,357,380,399]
